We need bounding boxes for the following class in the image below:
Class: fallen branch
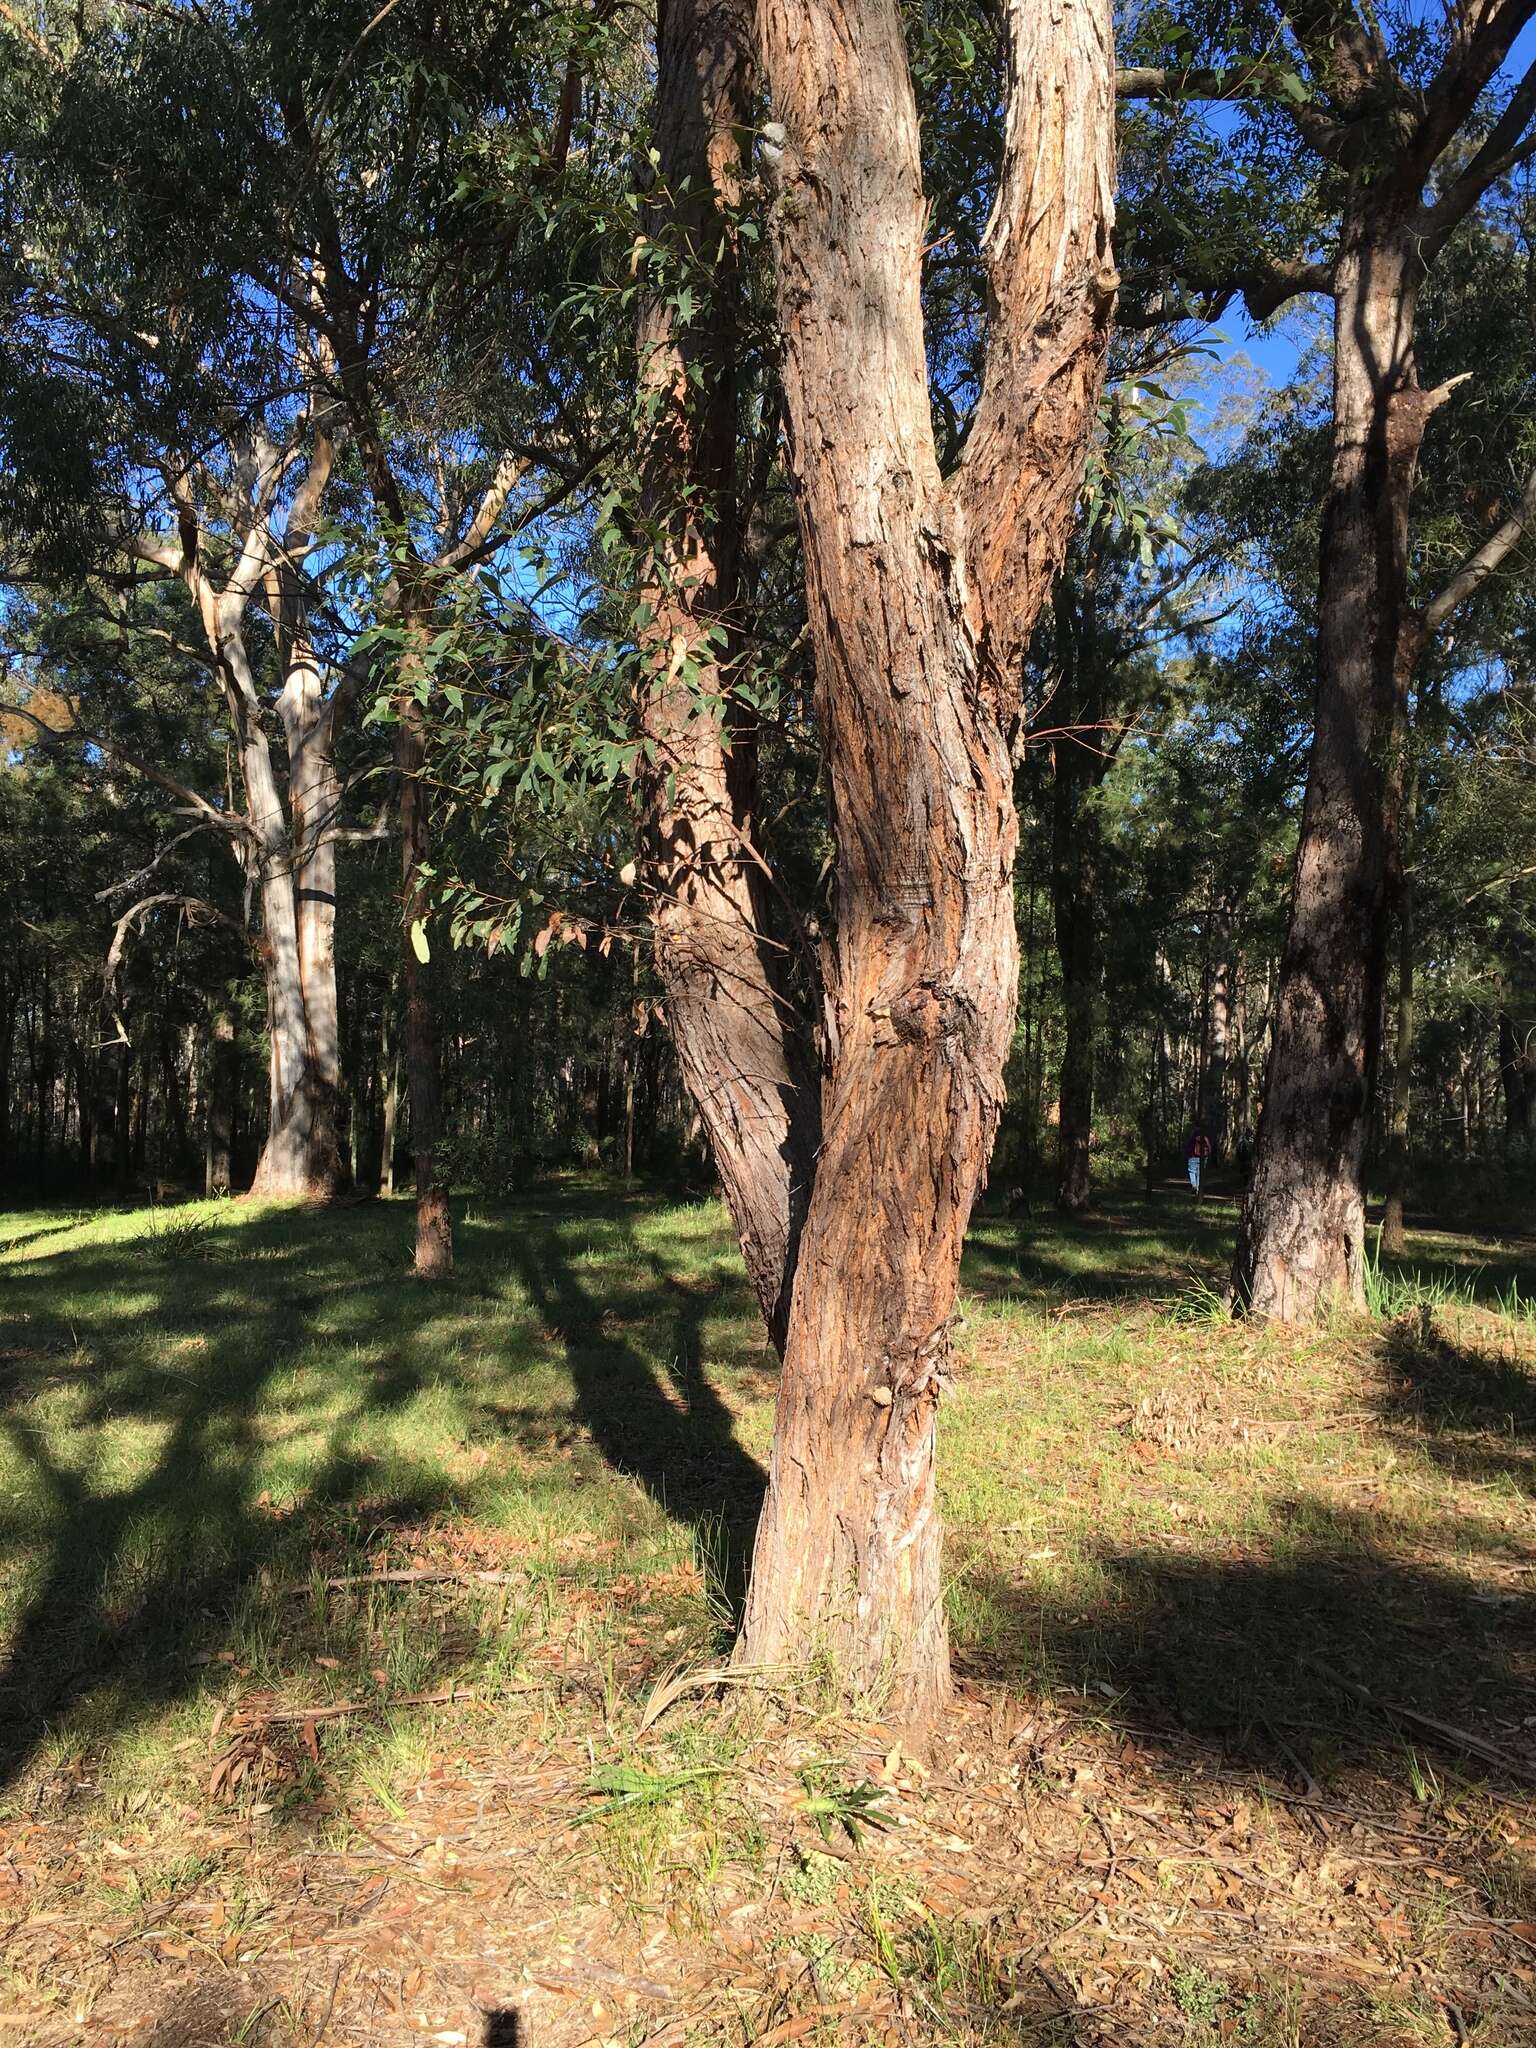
[754,2007,865,2048]
[1303,1658,1533,1779]
[228,1681,537,1727]
[298,1568,527,1592]
[1254,1782,1439,1842]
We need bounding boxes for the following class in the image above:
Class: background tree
[1119,0,1536,1318]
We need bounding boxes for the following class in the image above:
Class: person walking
[1185,1120,1212,1201]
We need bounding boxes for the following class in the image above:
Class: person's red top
[1186,1132,1211,1159]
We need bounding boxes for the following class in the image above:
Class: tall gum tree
[1120,0,1536,1318]
[130,425,352,1201]
[640,0,1117,1713]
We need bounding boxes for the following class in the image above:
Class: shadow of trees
[0,1184,770,1792]
[500,1201,768,1618]
[1377,1305,1536,1487]
[963,1516,1533,1765]
[2,1183,1532,1823]
[0,1216,464,1790]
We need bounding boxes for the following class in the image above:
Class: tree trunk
[1052,748,1098,1213]
[1232,223,1426,1320]
[1199,933,1231,1157]
[733,0,1115,1714]
[277,635,346,1191]
[0,990,14,1175]
[1498,1008,1536,1154]
[247,840,342,1200]
[205,1008,235,1197]
[114,1039,132,1194]
[380,996,400,1198]
[159,1030,189,1173]
[397,692,453,1277]
[211,653,341,1204]
[636,0,819,1352]
[1382,868,1416,1254]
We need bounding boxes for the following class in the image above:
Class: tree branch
[0,0,61,68]
[1416,52,1536,262]
[1115,63,1354,163]
[3,699,252,841]
[1407,0,1536,189]
[436,452,529,571]
[104,894,250,1020]
[1422,459,1536,635]
[94,824,228,903]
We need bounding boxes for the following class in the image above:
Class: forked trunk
[1232,225,1425,1320]
[734,0,1115,1713]
[637,0,818,1351]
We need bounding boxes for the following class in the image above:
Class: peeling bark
[636,0,819,1352]
[730,0,1116,1713]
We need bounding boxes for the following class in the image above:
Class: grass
[0,1177,1533,2044]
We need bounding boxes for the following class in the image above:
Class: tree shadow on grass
[962,1197,1536,1317]
[0,1186,773,1792]
[962,1194,1238,1310]
[1375,1307,1536,1489]
[0,1210,471,1792]
[959,1501,1535,1805]
[502,1214,769,1622]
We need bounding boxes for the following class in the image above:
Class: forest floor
[0,1182,1533,2048]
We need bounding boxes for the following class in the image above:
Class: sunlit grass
[0,1176,1531,1823]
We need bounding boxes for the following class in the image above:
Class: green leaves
[409,919,430,964]
[576,1761,728,1822]
[795,1767,889,1848]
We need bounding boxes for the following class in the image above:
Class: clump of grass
[1168,1273,1230,1324]
[145,1205,220,1263]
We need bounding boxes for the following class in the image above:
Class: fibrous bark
[637,0,819,1352]
[1232,228,1426,1319]
[730,0,1116,1713]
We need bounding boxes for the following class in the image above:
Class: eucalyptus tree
[240,0,640,1271]
[1119,0,1536,1317]
[1021,355,1238,1212]
[0,11,377,1198]
[633,0,1116,1712]
[1,0,615,1243]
